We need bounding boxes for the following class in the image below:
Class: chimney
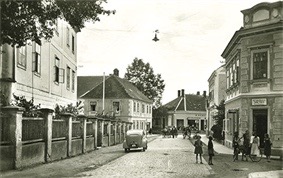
[203,91,206,97]
[197,91,200,95]
[178,90,181,97]
[181,89,185,97]
[113,68,119,77]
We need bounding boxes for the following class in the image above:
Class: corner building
[221,1,283,157]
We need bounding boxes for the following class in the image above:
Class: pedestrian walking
[251,133,260,156]
[242,130,250,161]
[194,135,203,164]
[264,133,272,162]
[172,126,177,138]
[183,127,187,139]
[232,132,240,161]
[208,136,214,165]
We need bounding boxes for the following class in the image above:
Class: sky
[77,0,277,104]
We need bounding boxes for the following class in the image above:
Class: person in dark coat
[242,130,250,161]
[233,132,240,161]
[264,133,272,162]
[208,136,214,165]
[194,135,203,164]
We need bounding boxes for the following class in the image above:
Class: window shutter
[59,68,65,83]
[32,53,36,72]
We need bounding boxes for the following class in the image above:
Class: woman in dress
[194,135,203,164]
[264,133,272,162]
[250,133,260,156]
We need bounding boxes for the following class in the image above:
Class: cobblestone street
[77,135,211,178]
[1,135,282,178]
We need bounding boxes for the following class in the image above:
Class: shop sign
[252,98,267,106]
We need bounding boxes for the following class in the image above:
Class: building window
[146,105,149,114]
[66,27,70,47]
[103,123,108,136]
[252,51,268,80]
[54,57,64,83]
[17,45,26,69]
[72,35,75,54]
[55,19,59,35]
[72,70,75,92]
[90,101,97,111]
[32,42,41,74]
[113,101,120,114]
[133,102,136,112]
[66,66,70,90]
[149,106,151,114]
[137,103,140,112]
[226,71,230,89]
[226,52,240,89]
[142,104,145,113]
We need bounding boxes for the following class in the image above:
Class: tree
[1,0,115,47]
[213,99,225,128]
[124,58,165,108]
[211,99,225,140]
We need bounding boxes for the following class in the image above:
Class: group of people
[182,126,192,139]
[193,134,214,165]
[162,126,178,138]
[193,130,272,165]
[232,130,272,162]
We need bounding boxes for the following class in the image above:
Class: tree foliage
[124,58,165,108]
[211,99,225,140]
[152,105,168,124]
[1,0,115,47]
[212,99,225,128]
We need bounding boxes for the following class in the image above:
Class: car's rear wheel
[125,148,130,153]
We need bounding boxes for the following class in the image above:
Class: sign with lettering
[252,98,267,106]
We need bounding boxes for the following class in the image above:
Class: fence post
[77,115,86,153]
[113,121,116,145]
[61,113,73,157]
[90,117,98,149]
[38,108,54,163]
[1,106,24,169]
[123,122,126,140]
[119,122,122,143]
[108,121,111,146]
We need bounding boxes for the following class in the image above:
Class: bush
[211,124,223,141]
[11,94,41,117]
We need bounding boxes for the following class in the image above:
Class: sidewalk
[199,134,283,178]
[199,134,232,155]
[1,135,159,177]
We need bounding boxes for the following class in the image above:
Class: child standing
[194,135,203,164]
[264,133,272,162]
[208,136,214,165]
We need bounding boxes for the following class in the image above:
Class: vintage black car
[123,129,148,152]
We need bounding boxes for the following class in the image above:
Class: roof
[77,76,110,97]
[163,94,206,111]
[77,75,152,103]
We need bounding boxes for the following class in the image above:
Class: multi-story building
[77,69,153,131]
[221,1,283,157]
[206,65,226,135]
[163,90,207,131]
[0,19,78,108]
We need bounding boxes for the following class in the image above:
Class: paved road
[77,135,212,178]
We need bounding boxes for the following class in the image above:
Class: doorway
[177,119,184,130]
[253,109,268,147]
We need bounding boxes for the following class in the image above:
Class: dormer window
[253,9,269,22]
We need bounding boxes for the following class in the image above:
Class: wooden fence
[0,106,132,171]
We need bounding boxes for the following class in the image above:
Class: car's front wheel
[125,148,130,153]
